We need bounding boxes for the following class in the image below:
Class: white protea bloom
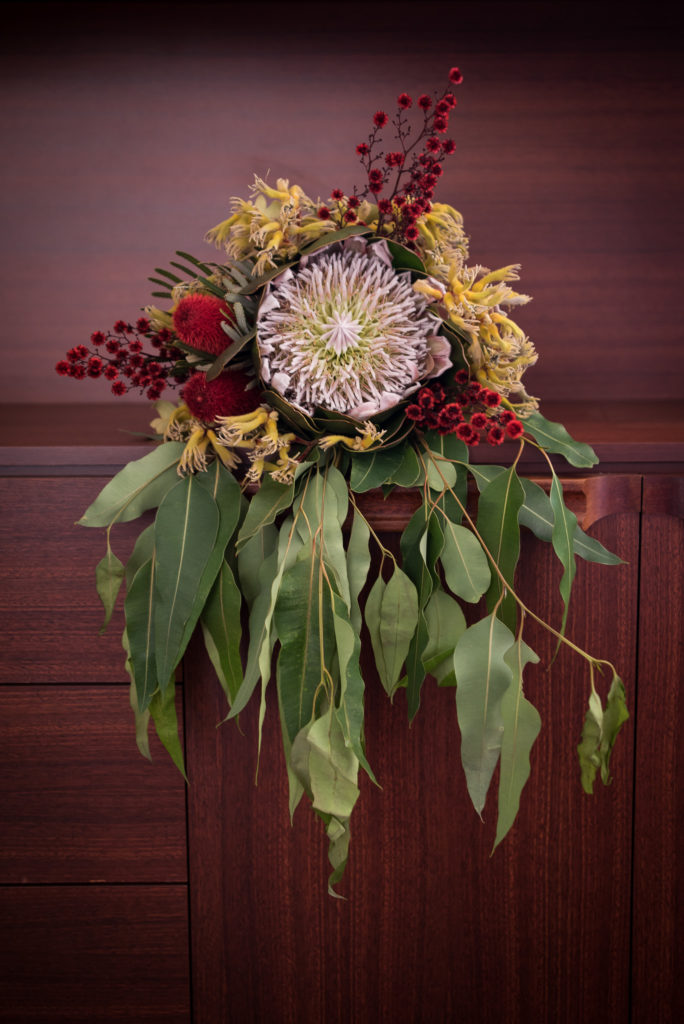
[256,238,451,420]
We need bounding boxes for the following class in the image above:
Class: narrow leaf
[493,638,541,849]
[154,475,220,688]
[200,560,243,704]
[236,474,295,551]
[95,539,124,634]
[125,636,151,761]
[346,507,370,635]
[453,614,516,815]
[78,442,185,527]
[477,464,524,630]
[549,469,578,645]
[331,589,375,781]
[377,567,419,697]
[524,411,598,468]
[578,674,629,793]
[125,556,158,712]
[149,683,187,780]
[422,588,466,679]
[519,478,624,565]
[439,517,491,604]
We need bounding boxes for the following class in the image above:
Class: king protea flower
[256,238,451,420]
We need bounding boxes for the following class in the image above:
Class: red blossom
[105,338,120,354]
[397,93,412,109]
[347,195,361,208]
[433,116,448,133]
[487,426,505,446]
[373,111,388,127]
[111,380,126,396]
[505,420,524,439]
[103,365,118,381]
[71,364,86,379]
[435,100,450,115]
[426,136,441,153]
[113,320,129,333]
[356,143,370,156]
[344,209,358,221]
[90,331,106,346]
[406,404,424,421]
[368,182,382,195]
[444,92,457,108]
[331,188,345,200]
[317,206,331,219]
[136,317,151,333]
[173,293,234,356]
[470,412,488,430]
[385,151,405,167]
[418,94,432,110]
[449,67,463,85]
[482,389,501,408]
[182,370,262,422]
[87,357,104,377]
[442,138,456,155]
[378,199,392,214]
[498,409,516,425]
[55,360,70,376]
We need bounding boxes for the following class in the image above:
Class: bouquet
[57,67,628,894]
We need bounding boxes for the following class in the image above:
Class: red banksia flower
[449,67,463,85]
[173,293,234,356]
[182,370,261,422]
[397,93,412,109]
[373,111,388,127]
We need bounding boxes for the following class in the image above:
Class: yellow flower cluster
[205,177,336,276]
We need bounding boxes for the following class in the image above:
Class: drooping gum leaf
[95,539,124,634]
[330,589,375,781]
[229,542,280,719]
[78,442,185,527]
[599,674,629,784]
[237,524,278,609]
[205,327,257,381]
[389,445,422,488]
[153,475,220,689]
[423,432,468,491]
[422,588,466,677]
[549,470,578,645]
[453,614,516,815]
[477,465,524,631]
[200,560,243,705]
[519,478,624,565]
[149,682,187,780]
[493,638,541,850]
[346,507,371,635]
[236,475,296,551]
[523,411,598,468]
[439,517,491,604]
[125,636,151,761]
[400,505,435,718]
[376,567,419,697]
[125,556,158,712]
[578,674,629,793]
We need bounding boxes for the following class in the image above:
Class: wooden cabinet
[0,404,681,1023]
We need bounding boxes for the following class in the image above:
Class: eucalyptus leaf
[549,469,578,645]
[578,674,629,793]
[125,556,158,712]
[237,524,278,609]
[439,517,491,604]
[205,327,257,381]
[95,539,124,634]
[389,445,423,488]
[422,588,467,677]
[523,411,598,468]
[125,637,151,762]
[346,507,371,635]
[331,589,375,780]
[236,475,296,551]
[477,464,524,630]
[78,442,185,527]
[149,683,187,780]
[493,638,541,850]
[453,614,516,815]
[349,446,405,493]
[370,567,419,698]
[519,478,624,565]
[200,560,244,705]
[400,505,435,718]
[153,475,220,689]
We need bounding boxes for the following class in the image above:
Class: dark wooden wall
[1,1,683,406]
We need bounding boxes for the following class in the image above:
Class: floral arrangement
[58,68,628,894]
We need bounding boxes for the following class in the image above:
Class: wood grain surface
[0,686,186,883]
[0,885,190,1023]
[184,498,638,1023]
[631,477,684,1024]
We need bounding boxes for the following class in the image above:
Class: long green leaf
[477,464,524,630]
[331,589,375,781]
[422,588,466,684]
[549,469,578,645]
[200,560,243,705]
[236,474,296,551]
[346,507,371,634]
[95,538,124,634]
[518,478,624,565]
[125,556,158,712]
[493,637,541,849]
[523,411,598,468]
[349,446,405,493]
[439,517,491,604]
[78,442,185,527]
[366,567,419,698]
[400,504,435,718]
[154,475,220,689]
[149,683,187,780]
[125,637,151,761]
[578,674,629,793]
[274,543,335,747]
[453,614,515,815]
[237,524,278,609]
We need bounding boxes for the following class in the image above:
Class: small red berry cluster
[406,369,525,447]
[55,319,185,399]
[319,67,463,244]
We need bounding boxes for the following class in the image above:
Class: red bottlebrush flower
[113,320,129,333]
[454,369,469,385]
[470,412,488,430]
[347,195,361,208]
[444,92,457,108]
[482,389,501,408]
[87,356,104,377]
[449,67,463,85]
[378,199,392,214]
[435,100,450,115]
[385,151,405,167]
[373,111,388,127]
[317,205,331,219]
[104,365,119,381]
[71,363,87,379]
[405,404,424,421]
[344,209,358,222]
[331,188,345,200]
[173,293,235,356]
[356,143,370,156]
[434,116,448,133]
[136,317,151,333]
[90,331,106,346]
[111,380,127,396]
[418,94,432,110]
[506,420,524,439]
[182,370,261,422]
[487,425,505,446]
[397,93,412,109]
[426,136,441,154]
[442,138,456,155]
[498,409,516,425]
[55,360,70,376]
[128,338,143,353]
[404,225,419,241]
